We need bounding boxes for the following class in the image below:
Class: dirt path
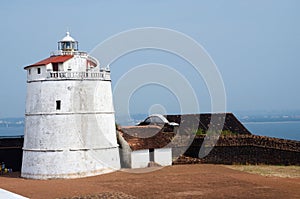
[1,164,299,199]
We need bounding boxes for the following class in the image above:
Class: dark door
[149,148,154,162]
[52,63,59,71]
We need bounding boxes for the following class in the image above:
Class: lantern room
[58,31,78,53]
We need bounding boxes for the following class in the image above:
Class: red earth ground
[0,164,299,199]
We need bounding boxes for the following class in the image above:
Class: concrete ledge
[0,189,29,199]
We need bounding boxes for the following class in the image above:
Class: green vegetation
[192,129,238,136]
[220,130,238,136]
[193,128,206,135]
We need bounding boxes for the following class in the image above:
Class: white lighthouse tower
[21,32,120,179]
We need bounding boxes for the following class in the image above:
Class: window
[28,69,31,75]
[37,68,41,74]
[56,100,61,110]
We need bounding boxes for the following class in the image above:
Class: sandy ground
[0,164,299,199]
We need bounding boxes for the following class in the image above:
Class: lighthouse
[21,32,120,179]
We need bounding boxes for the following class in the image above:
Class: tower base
[21,147,120,179]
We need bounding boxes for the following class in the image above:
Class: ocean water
[0,126,24,137]
[0,121,299,141]
[243,121,300,141]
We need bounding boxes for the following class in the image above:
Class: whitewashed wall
[26,65,47,82]
[22,71,120,179]
[131,149,149,168]
[63,56,86,72]
[117,132,132,168]
[21,147,120,179]
[154,148,172,166]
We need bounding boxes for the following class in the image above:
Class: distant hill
[237,113,300,123]
[116,111,300,126]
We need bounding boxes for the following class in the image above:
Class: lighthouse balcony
[50,50,88,56]
[27,70,111,82]
[47,71,110,80]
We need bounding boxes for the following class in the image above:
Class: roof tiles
[118,125,175,151]
[25,55,73,68]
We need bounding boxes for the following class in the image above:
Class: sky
[0,0,300,118]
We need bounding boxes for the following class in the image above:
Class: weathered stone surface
[175,135,300,165]
[166,113,251,135]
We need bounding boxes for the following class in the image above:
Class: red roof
[118,126,175,151]
[25,55,73,69]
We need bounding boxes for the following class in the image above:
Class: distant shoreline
[242,120,300,124]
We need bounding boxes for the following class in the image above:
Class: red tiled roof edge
[24,55,73,69]
[118,126,175,151]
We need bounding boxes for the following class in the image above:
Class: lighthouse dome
[61,31,76,42]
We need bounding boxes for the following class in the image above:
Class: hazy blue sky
[0,0,299,117]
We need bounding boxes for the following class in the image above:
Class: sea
[0,121,299,141]
[0,126,24,137]
[243,121,300,141]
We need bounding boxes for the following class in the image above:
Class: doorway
[52,63,59,71]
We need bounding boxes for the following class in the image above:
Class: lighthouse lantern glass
[59,41,78,51]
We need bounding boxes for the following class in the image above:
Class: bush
[221,130,237,136]
[193,129,237,136]
[193,128,206,135]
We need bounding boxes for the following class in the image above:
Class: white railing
[47,71,109,80]
[50,50,88,56]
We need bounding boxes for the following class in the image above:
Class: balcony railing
[47,71,109,80]
[50,50,88,56]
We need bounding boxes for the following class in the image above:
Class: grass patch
[225,165,300,178]
[193,129,238,136]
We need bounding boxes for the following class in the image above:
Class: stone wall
[174,135,300,165]
[2,134,300,172]
[0,138,23,171]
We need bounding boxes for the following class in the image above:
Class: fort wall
[174,135,300,165]
[1,134,299,172]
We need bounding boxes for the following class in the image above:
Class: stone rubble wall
[0,138,23,171]
[174,135,300,165]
